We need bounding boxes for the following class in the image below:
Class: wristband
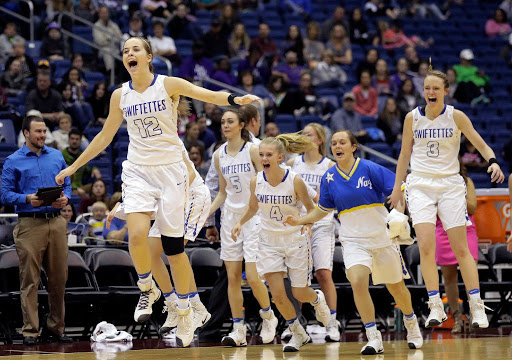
[227,94,238,107]
[488,158,498,166]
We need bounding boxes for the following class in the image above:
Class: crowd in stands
[0,0,512,239]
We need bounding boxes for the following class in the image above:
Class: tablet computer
[36,186,63,206]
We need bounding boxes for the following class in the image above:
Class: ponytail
[261,132,315,156]
[426,57,449,89]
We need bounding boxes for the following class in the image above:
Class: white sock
[189,292,201,304]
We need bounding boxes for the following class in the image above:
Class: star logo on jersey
[326,172,334,183]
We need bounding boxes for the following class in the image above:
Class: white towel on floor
[91,321,133,343]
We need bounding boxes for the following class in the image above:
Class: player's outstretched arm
[389,112,413,208]
[232,176,259,241]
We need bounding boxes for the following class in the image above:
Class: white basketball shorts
[121,160,187,238]
[310,222,335,271]
[220,210,259,262]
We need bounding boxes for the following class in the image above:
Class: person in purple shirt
[272,51,305,87]
[210,57,237,91]
[197,113,218,151]
[178,41,214,82]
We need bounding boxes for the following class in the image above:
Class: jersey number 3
[426,141,440,158]
[270,206,283,221]
[134,116,162,138]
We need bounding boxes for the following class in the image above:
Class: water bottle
[394,305,404,332]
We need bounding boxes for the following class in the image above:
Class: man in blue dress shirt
[1,114,72,346]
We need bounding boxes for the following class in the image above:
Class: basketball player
[284,130,423,355]
[55,37,259,347]
[207,109,277,347]
[388,62,504,329]
[232,134,332,353]
[285,123,339,342]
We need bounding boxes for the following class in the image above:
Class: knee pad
[161,235,185,256]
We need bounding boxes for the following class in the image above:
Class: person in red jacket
[352,70,378,116]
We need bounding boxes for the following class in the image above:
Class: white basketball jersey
[218,142,257,213]
[255,169,302,234]
[410,105,461,176]
[120,75,182,165]
[181,142,203,189]
[250,132,261,145]
[292,155,334,224]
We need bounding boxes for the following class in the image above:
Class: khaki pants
[13,216,68,337]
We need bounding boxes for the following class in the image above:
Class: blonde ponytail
[261,132,315,155]
[426,57,449,89]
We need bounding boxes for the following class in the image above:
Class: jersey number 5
[426,141,440,158]
[134,116,162,138]
[270,206,283,221]
[229,176,242,193]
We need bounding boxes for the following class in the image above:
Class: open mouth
[263,163,270,169]
[428,97,437,103]
[335,151,343,157]
[128,59,138,70]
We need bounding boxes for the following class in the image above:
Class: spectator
[500,0,512,20]
[88,201,108,242]
[356,48,379,79]
[201,18,230,59]
[196,0,220,10]
[168,3,200,41]
[371,59,391,96]
[396,78,424,115]
[229,23,250,59]
[103,216,128,244]
[219,4,241,38]
[149,21,178,63]
[390,58,412,96]
[211,57,237,90]
[264,121,280,137]
[52,114,90,151]
[40,22,70,61]
[45,0,73,33]
[330,92,369,143]
[407,0,449,20]
[0,114,72,346]
[61,67,88,103]
[78,179,109,214]
[141,0,171,18]
[182,122,203,149]
[272,50,305,86]
[237,44,271,85]
[311,49,347,87]
[16,109,57,148]
[412,61,429,97]
[349,7,374,45]
[281,0,312,19]
[352,70,378,116]
[238,70,272,106]
[377,97,403,145]
[74,0,96,23]
[197,113,217,150]
[0,58,26,96]
[445,68,458,105]
[267,74,310,116]
[379,20,430,49]
[281,25,305,65]
[364,0,400,19]
[61,203,77,223]
[25,73,65,127]
[460,137,488,173]
[186,140,209,179]
[404,45,423,73]
[121,12,146,46]
[320,5,349,42]
[0,23,25,63]
[304,21,325,68]
[485,9,511,38]
[58,82,94,129]
[87,81,110,126]
[178,40,214,82]
[500,32,512,67]
[71,53,88,77]
[62,129,101,193]
[93,6,122,73]
[4,39,36,79]
[452,49,490,93]
[250,23,278,65]
[326,24,352,65]
[0,84,8,112]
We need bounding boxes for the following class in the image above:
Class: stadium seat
[88,248,138,291]
[190,247,223,288]
[0,119,16,144]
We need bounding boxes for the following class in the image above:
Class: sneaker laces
[262,318,273,333]
[137,290,151,310]
[470,299,492,312]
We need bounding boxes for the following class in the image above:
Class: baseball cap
[459,49,474,61]
[37,59,50,68]
[343,92,355,101]
[47,22,61,31]
[27,109,43,118]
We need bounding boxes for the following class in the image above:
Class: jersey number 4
[270,206,283,221]
[134,116,162,138]
[426,141,440,158]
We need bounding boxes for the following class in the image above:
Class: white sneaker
[191,300,211,330]
[469,298,490,329]
[159,300,179,334]
[134,280,161,323]
[312,290,331,326]
[404,316,423,349]
[281,326,292,341]
[259,309,278,344]
[175,306,195,347]
[325,319,341,342]
[361,328,384,355]
[221,322,247,347]
[425,297,447,328]
[283,320,310,352]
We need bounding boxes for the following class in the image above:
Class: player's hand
[27,193,43,207]
[206,226,219,242]
[488,163,505,183]
[231,223,242,242]
[55,166,76,185]
[507,234,512,253]
[283,215,300,227]
[387,187,403,209]
[106,202,121,229]
[235,94,261,105]
[301,223,312,237]
[51,192,68,208]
